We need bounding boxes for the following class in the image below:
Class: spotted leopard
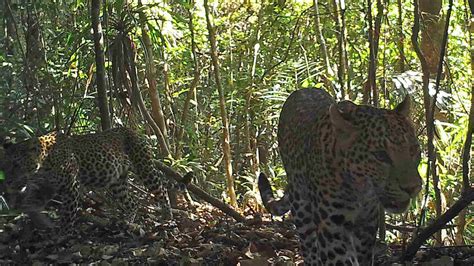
[259,88,422,265]
[0,127,173,235]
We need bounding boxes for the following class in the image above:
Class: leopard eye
[372,151,392,164]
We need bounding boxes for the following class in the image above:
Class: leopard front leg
[56,182,80,236]
[290,192,319,265]
[352,210,379,265]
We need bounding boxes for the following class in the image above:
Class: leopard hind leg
[125,135,173,220]
[108,174,138,221]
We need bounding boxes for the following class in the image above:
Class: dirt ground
[0,195,473,265]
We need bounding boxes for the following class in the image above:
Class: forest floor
[0,194,473,265]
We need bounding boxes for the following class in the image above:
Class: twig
[259,6,312,83]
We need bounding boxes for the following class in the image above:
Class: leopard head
[329,96,422,213]
[0,132,58,208]
[21,174,58,212]
[21,150,78,212]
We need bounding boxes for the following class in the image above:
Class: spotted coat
[259,88,422,265]
[1,127,172,235]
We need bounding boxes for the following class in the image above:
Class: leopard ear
[329,103,358,150]
[329,102,356,132]
[394,95,411,117]
[2,139,13,149]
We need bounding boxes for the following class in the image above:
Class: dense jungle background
[0,0,473,264]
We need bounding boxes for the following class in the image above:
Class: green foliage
[0,0,472,245]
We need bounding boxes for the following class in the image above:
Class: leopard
[0,127,173,235]
[258,88,422,265]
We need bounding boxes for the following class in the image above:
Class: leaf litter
[1,195,473,265]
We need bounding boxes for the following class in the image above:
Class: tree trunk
[91,0,111,130]
[2,0,15,117]
[176,3,201,159]
[203,0,237,208]
[396,0,406,72]
[340,1,350,98]
[413,0,448,246]
[420,0,444,74]
[365,0,377,105]
[313,0,333,89]
[3,0,14,86]
[123,36,171,157]
[455,1,474,245]
[138,2,169,149]
[426,0,452,245]
[247,6,264,179]
[331,0,346,99]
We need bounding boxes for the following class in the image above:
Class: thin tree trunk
[3,0,15,116]
[203,0,237,208]
[340,1,351,97]
[420,0,444,74]
[138,2,169,149]
[313,0,336,97]
[3,0,14,86]
[331,0,346,99]
[455,0,474,245]
[411,0,442,246]
[428,0,454,245]
[123,37,171,157]
[427,0,453,245]
[176,3,201,159]
[365,0,377,105]
[91,0,111,130]
[247,6,264,179]
[396,0,406,72]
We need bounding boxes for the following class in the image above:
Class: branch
[154,161,247,223]
[401,187,474,261]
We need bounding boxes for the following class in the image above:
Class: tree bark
[331,0,346,99]
[420,0,444,74]
[91,0,111,130]
[396,0,406,72]
[456,1,474,244]
[203,0,237,208]
[138,1,169,149]
[313,0,333,86]
[123,36,171,157]
[154,161,246,223]
[365,0,377,106]
[176,3,201,159]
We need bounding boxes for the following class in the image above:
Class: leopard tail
[258,173,291,216]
